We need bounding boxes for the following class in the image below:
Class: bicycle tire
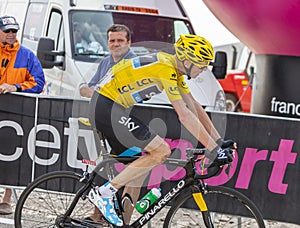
[163,185,265,228]
[14,171,100,228]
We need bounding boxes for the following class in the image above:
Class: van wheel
[225,93,241,112]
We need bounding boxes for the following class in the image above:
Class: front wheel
[14,171,98,228]
[163,185,265,228]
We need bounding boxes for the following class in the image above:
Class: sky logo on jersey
[118,116,140,132]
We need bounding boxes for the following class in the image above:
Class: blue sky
[181,0,240,46]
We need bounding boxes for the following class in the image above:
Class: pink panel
[203,0,300,56]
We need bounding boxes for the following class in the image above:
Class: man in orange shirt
[0,15,44,94]
[0,15,44,214]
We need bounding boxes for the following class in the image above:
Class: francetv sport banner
[0,93,300,225]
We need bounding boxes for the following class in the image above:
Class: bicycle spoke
[164,186,265,228]
[15,172,96,228]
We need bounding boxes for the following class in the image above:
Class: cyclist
[88,34,235,226]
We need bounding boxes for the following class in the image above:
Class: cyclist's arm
[181,92,221,142]
[171,98,218,152]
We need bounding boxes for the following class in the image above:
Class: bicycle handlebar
[186,148,223,179]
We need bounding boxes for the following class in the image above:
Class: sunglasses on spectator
[2,29,18,33]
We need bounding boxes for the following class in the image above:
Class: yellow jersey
[99,52,190,108]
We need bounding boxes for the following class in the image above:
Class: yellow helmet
[175,34,214,67]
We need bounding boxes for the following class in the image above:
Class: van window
[46,10,64,64]
[70,11,193,62]
[174,21,190,41]
[22,3,47,50]
[47,11,64,50]
[47,11,61,46]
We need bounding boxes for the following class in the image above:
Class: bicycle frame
[61,150,216,228]
[15,146,265,228]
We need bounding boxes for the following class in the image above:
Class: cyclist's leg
[91,94,171,225]
[111,136,170,189]
[122,172,148,224]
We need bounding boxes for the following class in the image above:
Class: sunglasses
[3,29,18,34]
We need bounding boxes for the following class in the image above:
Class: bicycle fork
[192,185,214,228]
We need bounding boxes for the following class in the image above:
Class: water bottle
[135,188,162,214]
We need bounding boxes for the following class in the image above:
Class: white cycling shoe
[88,188,123,226]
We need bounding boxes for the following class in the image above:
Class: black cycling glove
[217,138,237,149]
[206,146,233,166]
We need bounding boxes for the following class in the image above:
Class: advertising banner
[252,54,300,118]
[0,93,300,224]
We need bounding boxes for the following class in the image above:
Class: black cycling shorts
[94,93,157,155]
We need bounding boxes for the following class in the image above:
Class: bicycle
[14,144,265,227]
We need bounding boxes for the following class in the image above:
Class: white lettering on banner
[64,118,98,170]
[27,124,60,165]
[0,118,99,171]
[0,121,23,161]
[270,97,300,116]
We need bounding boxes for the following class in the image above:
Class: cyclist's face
[184,60,208,78]
[108,31,131,62]
[191,65,207,78]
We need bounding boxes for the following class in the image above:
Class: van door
[42,9,65,96]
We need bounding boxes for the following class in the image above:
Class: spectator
[0,15,45,214]
[80,24,136,98]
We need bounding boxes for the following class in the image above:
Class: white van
[10,0,227,110]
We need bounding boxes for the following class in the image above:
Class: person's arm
[80,57,108,98]
[18,48,45,93]
[0,61,44,94]
[79,84,94,98]
[0,83,18,94]
[181,92,221,142]
[79,66,100,98]
[171,99,218,152]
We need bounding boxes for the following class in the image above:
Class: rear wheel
[163,185,265,228]
[14,171,99,228]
